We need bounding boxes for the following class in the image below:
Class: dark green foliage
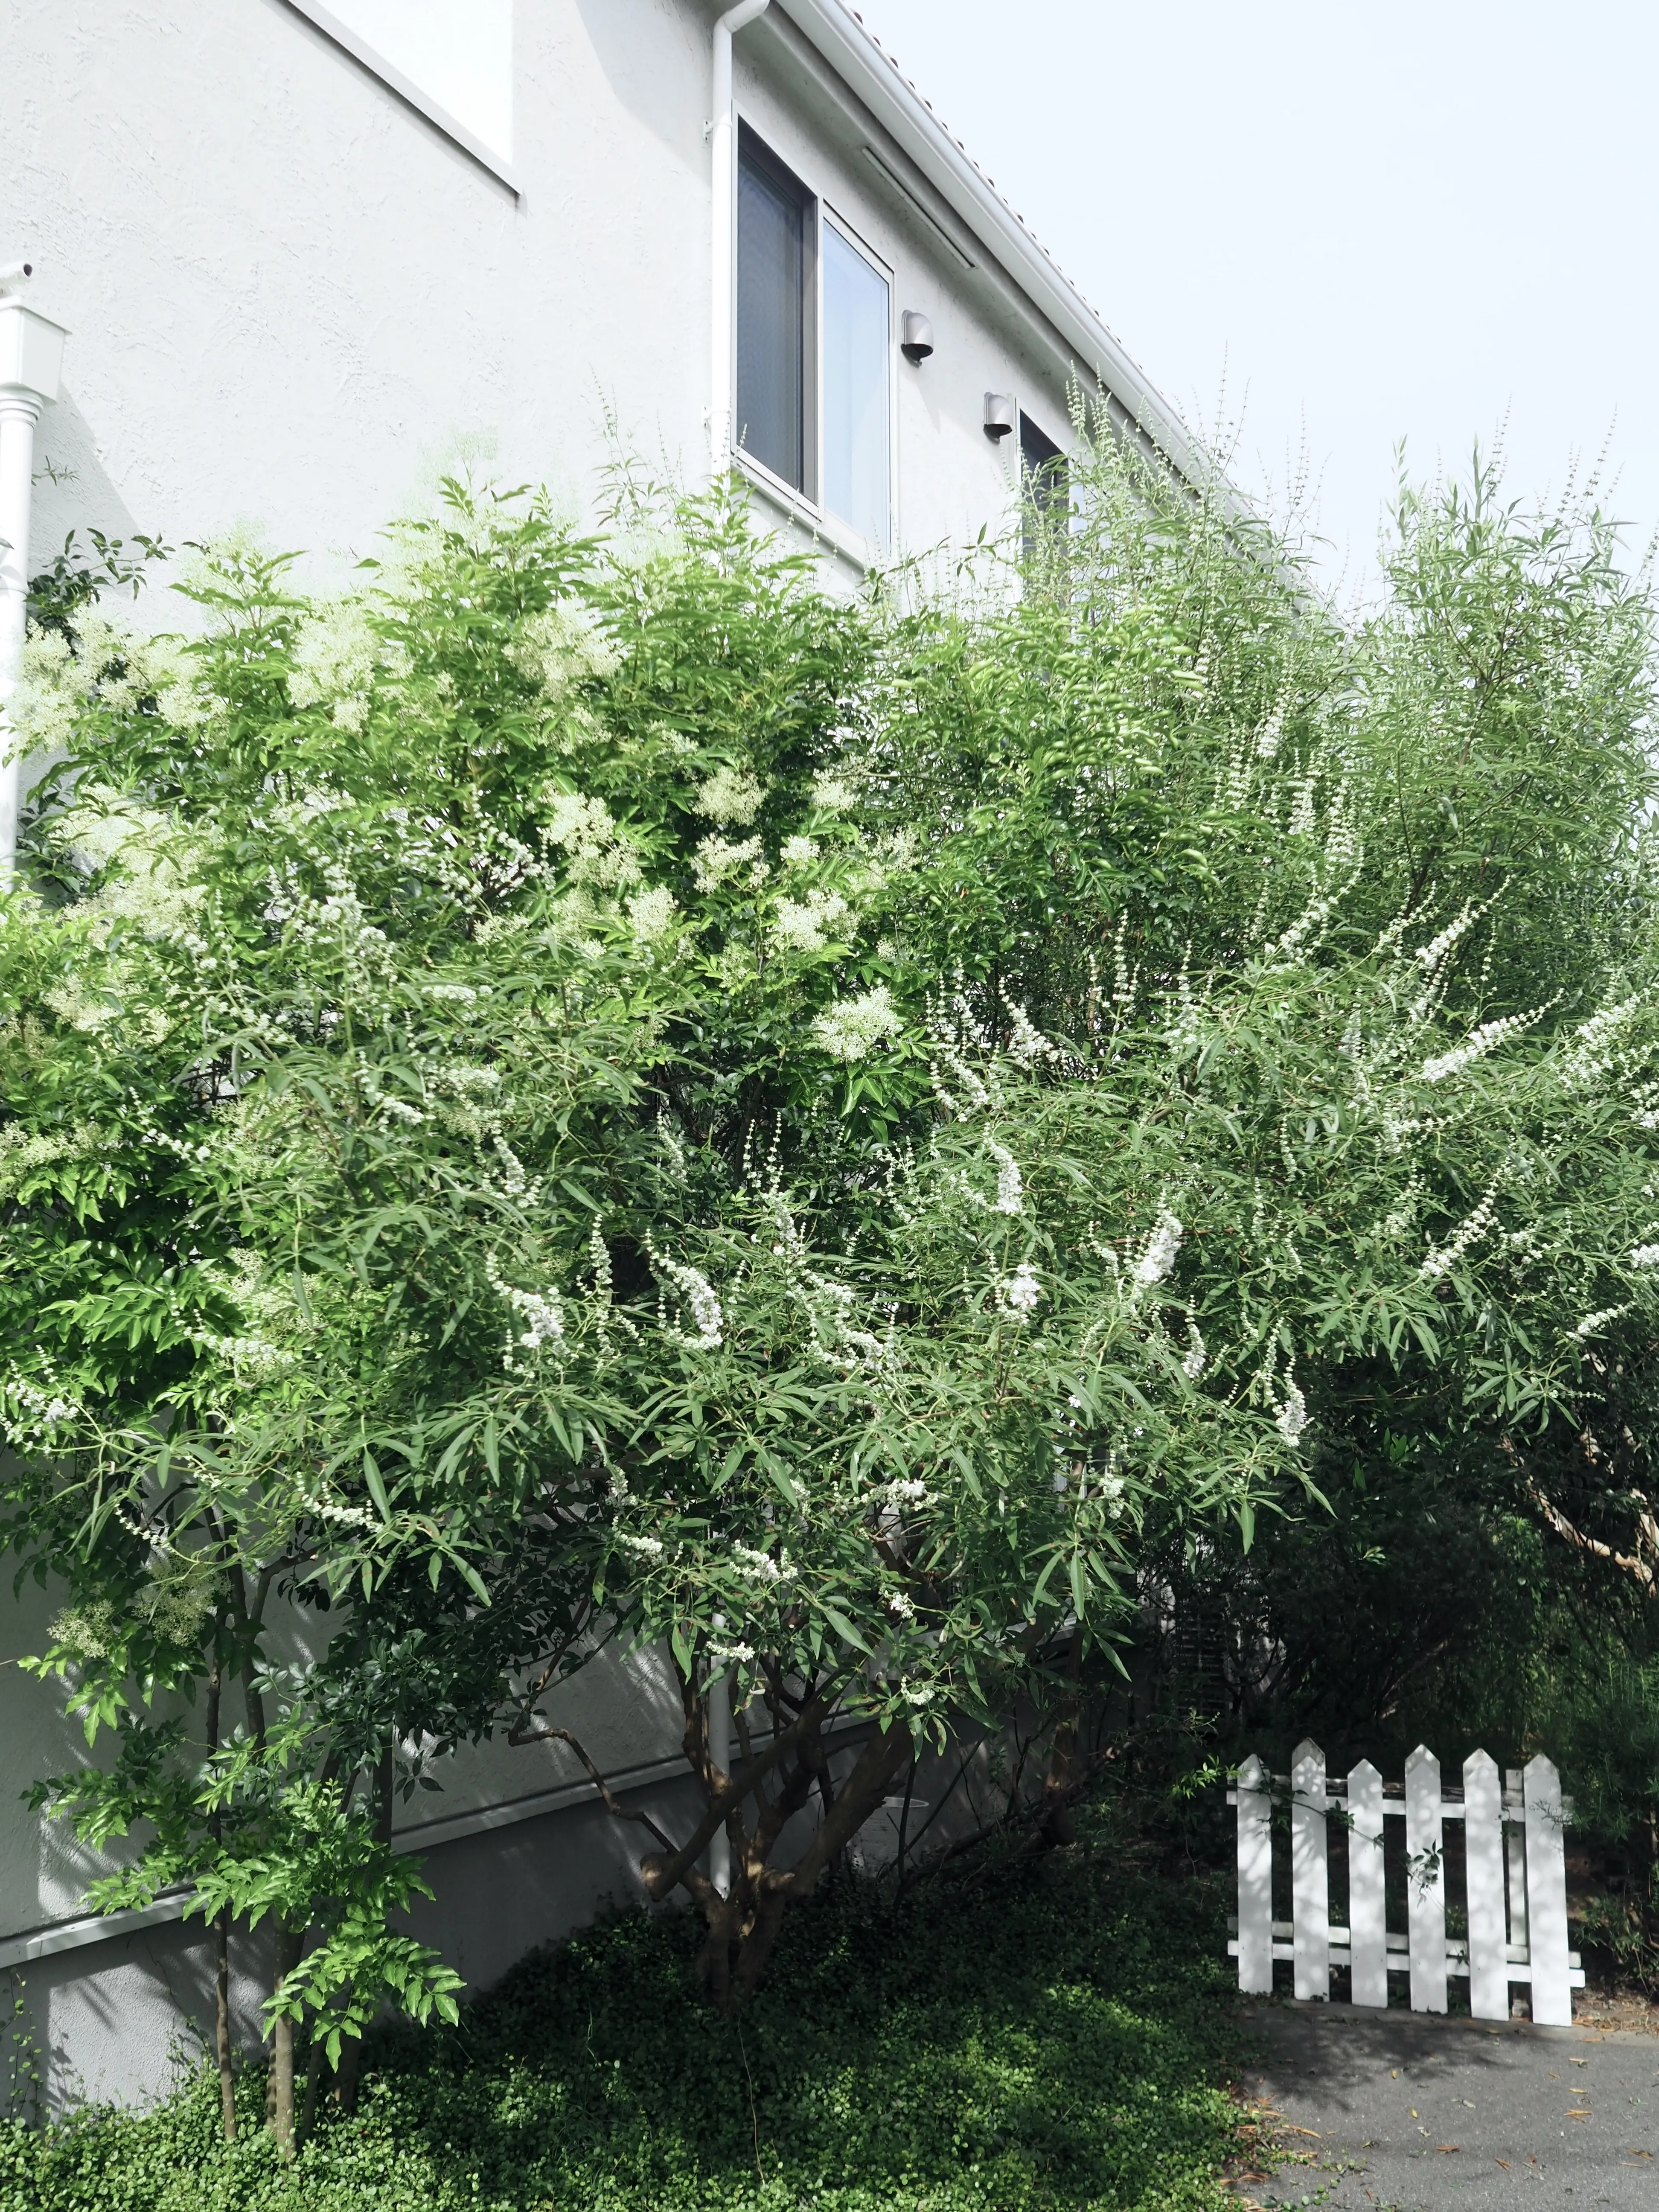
[0,1844,1238,2212]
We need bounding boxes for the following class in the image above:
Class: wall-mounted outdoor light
[983,392,1016,441]
[900,310,934,363]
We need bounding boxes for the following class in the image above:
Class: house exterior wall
[0,0,1141,2112]
[2,0,1079,585]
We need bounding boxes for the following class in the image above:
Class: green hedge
[0,1847,1238,2211]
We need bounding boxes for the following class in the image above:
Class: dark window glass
[1019,413,1068,556]
[737,129,811,491]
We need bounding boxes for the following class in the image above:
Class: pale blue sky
[851,0,1659,590]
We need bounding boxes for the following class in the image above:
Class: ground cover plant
[6,417,1659,2156]
[0,1822,1241,2212]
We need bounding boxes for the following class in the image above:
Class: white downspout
[708,1616,733,1898]
[709,0,771,478]
[0,265,66,879]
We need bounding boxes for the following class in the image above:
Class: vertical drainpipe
[708,1615,733,1899]
[0,270,67,878]
[709,0,771,478]
[704,9,770,1879]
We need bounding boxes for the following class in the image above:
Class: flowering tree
[3,435,1659,2129]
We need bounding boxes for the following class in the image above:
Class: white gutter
[769,0,1207,489]
[710,0,772,477]
[0,266,66,877]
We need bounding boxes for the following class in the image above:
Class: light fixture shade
[983,392,1016,441]
[0,299,66,402]
[900,310,934,363]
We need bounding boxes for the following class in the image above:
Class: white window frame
[731,120,896,567]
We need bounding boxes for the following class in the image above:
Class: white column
[1290,1738,1329,2001]
[708,2,771,477]
[0,392,43,873]
[1404,1743,1447,2013]
[707,1615,732,1900]
[1463,1750,1508,2020]
[1523,1753,1572,2026]
[1346,1758,1388,2008]
[1235,1752,1273,1994]
[0,289,67,877]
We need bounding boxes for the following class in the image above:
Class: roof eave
[770,0,1208,487]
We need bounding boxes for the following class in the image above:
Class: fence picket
[1227,1743,1580,2023]
[1346,1758,1387,2007]
[1463,1750,1507,2020]
[1290,1740,1329,2001]
[1235,1752,1273,1993]
[1404,1744,1447,2014]
[1505,1765,1528,1958]
[1524,1754,1572,2027]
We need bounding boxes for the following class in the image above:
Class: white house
[0,0,1193,2111]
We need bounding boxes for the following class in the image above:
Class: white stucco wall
[0,0,1078,581]
[0,0,1108,2108]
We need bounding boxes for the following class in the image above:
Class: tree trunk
[204,1612,237,2141]
[333,1744,395,2116]
[1040,1630,1084,1846]
[215,1911,236,2141]
[268,1922,302,2157]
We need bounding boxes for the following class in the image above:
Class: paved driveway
[1239,2001,1659,2209]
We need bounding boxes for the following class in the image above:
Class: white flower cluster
[615,1531,666,1561]
[1419,1178,1502,1284]
[288,600,383,733]
[692,834,766,892]
[0,1121,101,1198]
[811,986,902,1062]
[486,1254,565,1364]
[1572,1303,1632,1342]
[998,1261,1043,1318]
[541,790,641,888]
[1631,1245,1659,1269]
[1420,999,1555,1085]
[1,1375,83,1451]
[626,884,678,944]
[652,1250,724,1350]
[1254,697,1287,760]
[694,763,767,826]
[1182,1319,1208,1381]
[1133,1210,1184,1290]
[1275,1379,1309,1445]
[999,992,1057,1068]
[772,889,852,955]
[1560,992,1650,1090]
[781,835,819,867]
[733,1543,796,1585]
[506,602,618,696]
[11,617,208,756]
[1412,896,1491,978]
[808,768,859,814]
[987,1141,1024,1216]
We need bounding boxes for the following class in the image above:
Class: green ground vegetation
[0,1819,1240,2212]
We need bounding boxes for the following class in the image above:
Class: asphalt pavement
[1237,2001,1659,2209]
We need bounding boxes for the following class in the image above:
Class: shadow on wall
[29,387,139,563]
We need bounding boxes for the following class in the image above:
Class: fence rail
[1226,1742,1583,2026]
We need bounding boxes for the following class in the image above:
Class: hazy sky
[850,0,1659,591]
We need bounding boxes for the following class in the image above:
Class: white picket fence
[1227,1742,1585,2027]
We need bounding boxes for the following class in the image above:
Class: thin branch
[1528,1481,1656,1590]
[505,1722,679,1852]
